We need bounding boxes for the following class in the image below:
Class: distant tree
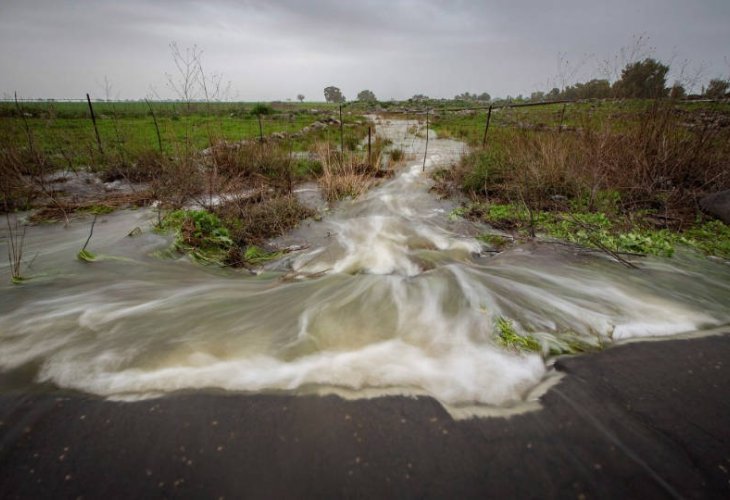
[357,89,377,102]
[581,79,611,99]
[669,82,686,99]
[477,92,491,102]
[705,79,730,99]
[547,87,561,99]
[612,58,669,98]
[297,94,305,102]
[454,92,476,101]
[563,79,611,100]
[411,94,429,101]
[530,91,545,102]
[323,86,345,103]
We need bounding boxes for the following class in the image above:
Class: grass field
[430,99,730,146]
[0,101,371,170]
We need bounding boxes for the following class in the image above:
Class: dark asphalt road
[0,333,729,499]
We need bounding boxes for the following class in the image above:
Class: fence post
[367,126,372,169]
[482,104,493,148]
[339,104,344,153]
[86,93,104,156]
[558,103,567,133]
[422,109,429,172]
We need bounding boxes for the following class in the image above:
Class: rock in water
[700,190,730,224]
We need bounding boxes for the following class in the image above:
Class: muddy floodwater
[1,117,729,415]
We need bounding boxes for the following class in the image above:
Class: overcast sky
[1,0,728,101]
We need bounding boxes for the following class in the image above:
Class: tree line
[317,58,730,105]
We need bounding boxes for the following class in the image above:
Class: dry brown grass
[0,147,34,210]
[313,142,379,202]
[456,102,730,225]
[215,194,314,246]
[28,191,154,223]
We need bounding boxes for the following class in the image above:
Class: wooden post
[339,104,344,153]
[482,104,493,147]
[258,114,264,142]
[86,93,104,156]
[422,110,429,172]
[145,99,163,153]
[286,114,293,195]
[367,126,372,169]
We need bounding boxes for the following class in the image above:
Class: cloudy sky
[1,0,728,101]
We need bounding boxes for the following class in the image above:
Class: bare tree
[297,94,305,103]
[166,42,202,110]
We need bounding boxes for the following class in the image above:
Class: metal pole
[339,104,344,153]
[482,104,493,148]
[422,110,429,172]
[367,126,372,169]
[558,103,567,132]
[86,93,104,156]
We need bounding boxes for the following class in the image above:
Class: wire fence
[2,95,727,161]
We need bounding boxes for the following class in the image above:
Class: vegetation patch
[545,332,603,356]
[495,317,541,352]
[476,233,512,250]
[158,195,314,267]
[159,209,233,264]
[455,201,730,259]
[77,249,98,262]
[215,195,314,246]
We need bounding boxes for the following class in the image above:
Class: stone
[699,190,730,224]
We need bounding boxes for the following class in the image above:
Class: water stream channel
[1,117,729,416]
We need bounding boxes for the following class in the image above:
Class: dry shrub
[466,103,730,221]
[0,147,35,210]
[29,191,153,223]
[149,155,204,208]
[314,142,375,201]
[102,150,165,183]
[215,194,314,245]
[201,140,303,201]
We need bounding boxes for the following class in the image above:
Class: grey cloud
[1,0,728,100]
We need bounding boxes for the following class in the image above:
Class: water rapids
[1,117,728,414]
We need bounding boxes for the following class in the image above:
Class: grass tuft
[495,317,541,352]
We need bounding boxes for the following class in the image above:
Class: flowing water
[1,117,729,415]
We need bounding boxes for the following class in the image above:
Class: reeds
[314,142,378,202]
[5,214,26,283]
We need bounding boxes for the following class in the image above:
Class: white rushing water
[0,116,729,414]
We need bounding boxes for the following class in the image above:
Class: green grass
[157,208,295,267]
[495,317,541,352]
[431,99,730,147]
[0,101,371,171]
[76,249,97,262]
[0,100,343,119]
[0,114,320,164]
[159,209,233,264]
[456,202,730,259]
